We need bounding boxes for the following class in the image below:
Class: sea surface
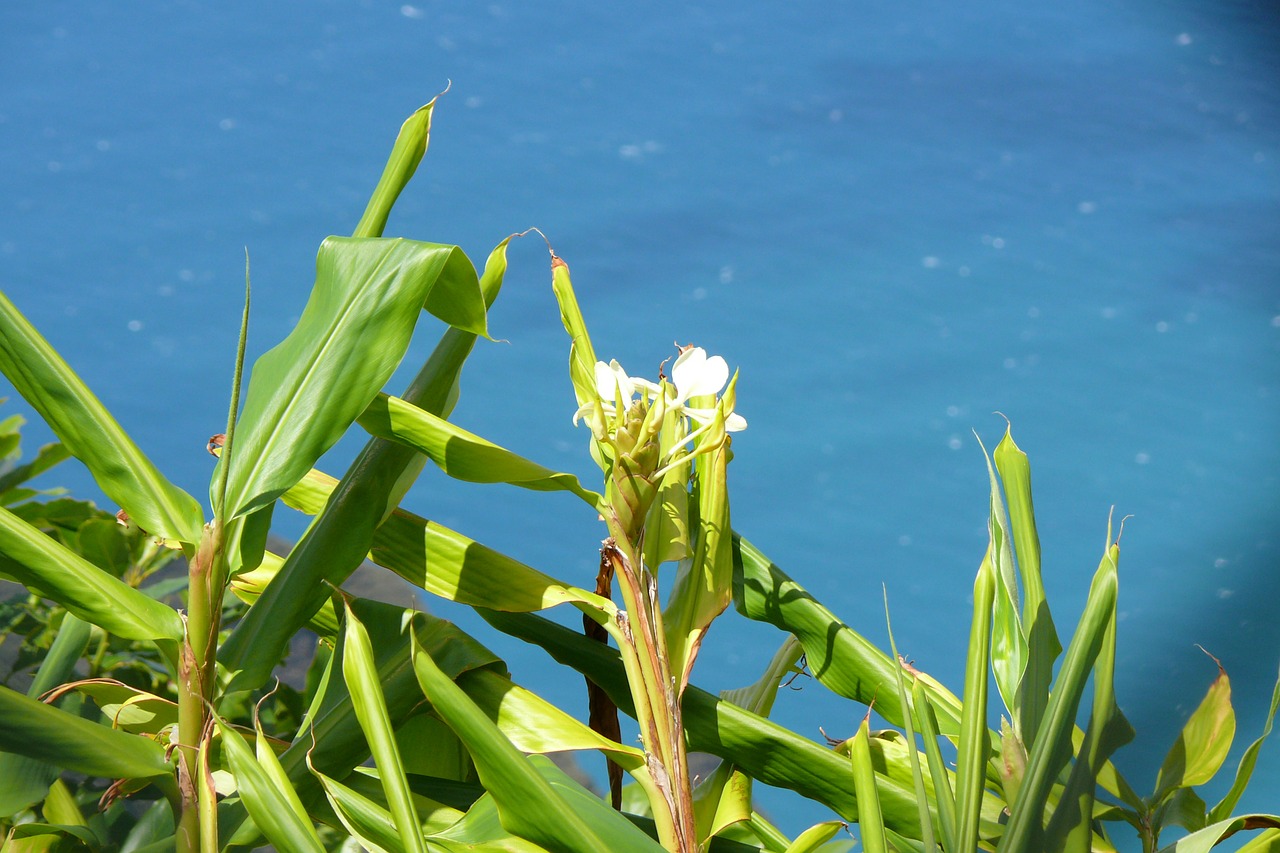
[3,1,1278,847]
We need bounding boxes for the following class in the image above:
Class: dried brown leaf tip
[115,509,131,527]
[551,254,568,271]
[207,434,225,457]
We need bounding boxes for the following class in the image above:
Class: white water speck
[1135,452,1150,464]
[401,4,423,17]
[957,265,970,277]
[1176,32,1192,46]
[1156,320,1169,332]
[946,405,960,417]
[1077,201,1096,214]
[948,436,963,450]
[691,287,707,301]
[1101,307,1117,319]
[1214,558,1229,569]
[898,535,912,546]
[718,265,734,284]
[218,118,236,131]
[922,255,940,269]
[1217,588,1234,599]
[127,320,143,332]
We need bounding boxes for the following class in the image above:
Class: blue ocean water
[3,0,1278,847]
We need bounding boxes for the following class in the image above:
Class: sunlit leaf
[0,506,182,641]
[1153,651,1236,803]
[0,293,204,543]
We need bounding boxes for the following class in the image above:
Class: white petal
[724,412,748,432]
[672,348,729,402]
[595,359,636,402]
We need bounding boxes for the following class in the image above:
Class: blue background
[3,1,1278,846]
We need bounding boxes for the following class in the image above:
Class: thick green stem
[176,525,224,853]
[605,532,698,853]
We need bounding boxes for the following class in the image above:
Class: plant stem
[176,524,224,853]
[604,533,697,853]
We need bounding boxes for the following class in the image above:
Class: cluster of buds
[573,346,745,541]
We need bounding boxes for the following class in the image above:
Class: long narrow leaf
[0,292,203,543]
[0,614,91,815]
[478,609,937,837]
[0,505,182,640]
[885,595,938,851]
[1152,815,1280,853]
[354,97,438,240]
[849,711,889,853]
[954,559,996,853]
[411,623,662,853]
[997,543,1119,853]
[912,678,957,851]
[0,685,171,781]
[357,392,603,508]
[733,535,963,735]
[214,712,325,853]
[341,603,428,853]
[993,425,1060,747]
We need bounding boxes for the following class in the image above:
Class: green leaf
[357,392,603,509]
[0,684,171,781]
[1043,536,1133,853]
[222,235,486,520]
[0,292,203,543]
[373,506,613,617]
[997,543,1119,853]
[1152,815,1280,853]
[341,603,429,853]
[307,757,404,853]
[782,821,846,853]
[0,442,71,502]
[884,595,938,852]
[993,424,1060,747]
[0,613,90,815]
[219,238,512,693]
[547,254,600,415]
[1208,663,1280,823]
[411,621,662,853]
[0,505,183,641]
[354,97,439,240]
[954,558,995,853]
[213,710,326,853]
[849,711,888,853]
[976,433,1026,731]
[664,403,733,692]
[912,678,957,852]
[479,609,929,837]
[732,534,963,736]
[1154,651,1236,803]
[63,679,178,733]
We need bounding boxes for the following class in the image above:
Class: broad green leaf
[1153,815,1280,853]
[733,534,963,735]
[354,97,439,240]
[955,558,995,853]
[219,238,512,692]
[457,666,645,770]
[1208,664,1280,823]
[411,623,662,853]
[997,543,1119,853]
[357,392,603,509]
[0,505,183,641]
[1154,653,1235,803]
[227,550,341,637]
[849,712,888,853]
[221,235,486,520]
[0,613,90,815]
[342,603,429,853]
[0,684,171,780]
[372,507,614,618]
[994,424,1061,747]
[0,292,203,543]
[214,711,326,853]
